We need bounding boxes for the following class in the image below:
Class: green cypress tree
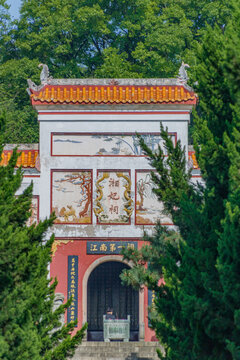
[122,2,240,358]
[215,3,240,357]
[0,112,87,360]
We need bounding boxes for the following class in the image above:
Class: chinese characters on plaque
[94,171,133,224]
[50,169,173,226]
[67,256,78,324]
[87,241,137,254]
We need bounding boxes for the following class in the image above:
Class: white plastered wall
[38,111,189,238]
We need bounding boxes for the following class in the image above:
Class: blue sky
[7,0,21,19]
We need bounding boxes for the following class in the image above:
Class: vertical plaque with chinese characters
[94,170,133,224]
[148,289,156,327]
[67,256,78,324]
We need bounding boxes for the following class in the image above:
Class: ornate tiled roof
[30,84,196,105]
[0,150,39,168]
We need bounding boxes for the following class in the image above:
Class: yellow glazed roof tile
[0,150,38,168]
[188,151,199,169]
[30,85,197,105]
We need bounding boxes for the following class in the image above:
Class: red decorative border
[96,169,132,225]
[50,132,177,157]
[54,236,142,241]
[50,169,93,225]
[23,175,40,178]
[135,170,173,226]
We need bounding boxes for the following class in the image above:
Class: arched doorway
[87,261,139,341]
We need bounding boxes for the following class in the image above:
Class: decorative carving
[94,172,109,216]
[117,172,133,217]
[26,63,53,94]
[26,79,39,93]
[94,171,133,224]
[38,63,51,84]
[51,239,73,257]
[177,61,190,83]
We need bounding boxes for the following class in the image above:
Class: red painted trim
[23,175,40,178]
[54,237,142,241]
[50,132,177,157]
[191,175,202,178]
[50,169,93,225]
[33,101,196,106]
[53,154,147,158]
[39,111,190,115]
[52,132,166,135]
[96,169,131,225]
[135,169,174,226]
[50,133,53,158]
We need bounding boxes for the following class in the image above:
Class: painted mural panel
[94,171,133,224]
[52,170,92,224]
[26,196,39,226]
[52,133,176,156]
[135,171,172,225]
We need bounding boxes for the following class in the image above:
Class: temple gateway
[4,67,199,345]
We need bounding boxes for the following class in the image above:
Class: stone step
[72,342,161,360]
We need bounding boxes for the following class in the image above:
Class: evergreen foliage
[121,3,240,359]
[0,112,87,360]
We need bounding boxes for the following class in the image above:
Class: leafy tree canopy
[0,0,233,142]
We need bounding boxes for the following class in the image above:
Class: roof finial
[38,63,50,84]
[27,63,52,93]
[178,61,190,83]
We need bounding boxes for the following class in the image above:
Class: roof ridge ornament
[27,63,53,94]
[177,61,190,83]
[38,63,52,84]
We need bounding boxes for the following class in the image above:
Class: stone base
[71,341,162,360]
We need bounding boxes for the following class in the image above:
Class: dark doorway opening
[87,261,139,341]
